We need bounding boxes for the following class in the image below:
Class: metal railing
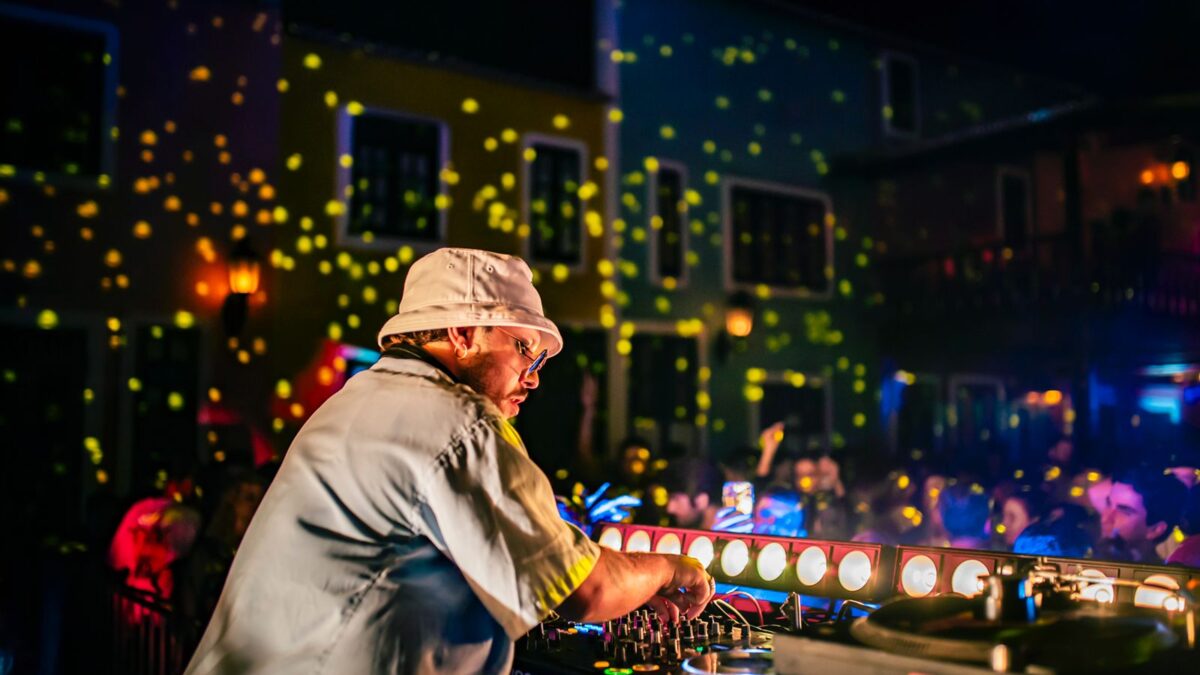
[110,584,193,675]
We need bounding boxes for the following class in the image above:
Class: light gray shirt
[185,355,600,674]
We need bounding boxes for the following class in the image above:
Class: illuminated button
[838,550,872,591]
[593,661,610,669]
[604,669,633,675]
[901,554,938,597]
[1078,569,1115,604]
[632,666,660,672]
[598,527,623,551]
[719,539,750,577]
[755,542,787,581]
[951,560,989,597]
[1134,574,1181,610]
[796,546,827,586]
[687,536,715,569]
[626,530,652,553]
[655,532,682,555]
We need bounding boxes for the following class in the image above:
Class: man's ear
[695,493,710,510]
[1146,520,1168,542]
[446,326,480,356]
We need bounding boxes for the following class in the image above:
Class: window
[515,327,608,475]
[949,375,1006,459]
[628,332,701,455]
[725,178,832,298]
[882,52,918,138]
[997,167,1032,248]
[523,136,586,266]
[753,372,832,455]
[895,376,943,460]
[338,108,447,249]
[127,324,202,493]
[0,5,117,182]
[649,162,688,286]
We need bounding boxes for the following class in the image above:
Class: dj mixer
[512,524,1200,674]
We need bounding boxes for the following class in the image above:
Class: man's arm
[556,548,714,623]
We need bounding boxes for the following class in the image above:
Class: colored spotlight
[796,546,827,586]
[950,559,989,597]
[626,530,652,553]
[838,550,872,592]
[720,539,750,577]
[687,536,715,569]
[1135,574,1181,610]
[901,555,938,597]
[655,532,682,555]
[756,542,788,581]
[598,527,623,551]
[1078,569,1115,604]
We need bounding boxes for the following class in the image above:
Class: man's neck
[419,342,463,379]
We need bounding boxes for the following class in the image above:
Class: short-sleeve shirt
[184,355,601,674]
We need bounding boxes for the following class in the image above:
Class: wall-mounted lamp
[717,291,755,362]
[222,238,261,336]
[725,291,755,338]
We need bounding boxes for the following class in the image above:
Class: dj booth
[513,523,1199,674]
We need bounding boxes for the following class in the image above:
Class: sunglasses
[494,328,548,376]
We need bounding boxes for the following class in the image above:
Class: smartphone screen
[722,481,755,515]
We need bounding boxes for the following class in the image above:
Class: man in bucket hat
[186,248,714,674]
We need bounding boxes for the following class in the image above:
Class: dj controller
[512,525,1200,674]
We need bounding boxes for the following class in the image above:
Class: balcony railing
[876,234,1200,319]
[111,584,195,675]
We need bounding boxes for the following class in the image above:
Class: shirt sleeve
[417,414,601,640]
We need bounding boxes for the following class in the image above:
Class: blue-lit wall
[611,0,1080,460]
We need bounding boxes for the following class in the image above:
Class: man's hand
[653,555,715,623]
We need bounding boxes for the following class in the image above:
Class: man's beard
[457,352,525,415]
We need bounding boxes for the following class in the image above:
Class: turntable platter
[681,649,773,673]
[850,596,1178,671]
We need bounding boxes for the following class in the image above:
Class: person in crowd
[185,249,713,674]
[1013,505,1095,558]
[1000,486,1047,549]
[1097,467,1187,563]
[916,473,950,547]
[752,486,805,537]
[175,466,266,631]
[662,458,723,531]
[108,494,202,599]
[939,483,991,549]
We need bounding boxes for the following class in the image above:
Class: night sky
[781,0,1199,97]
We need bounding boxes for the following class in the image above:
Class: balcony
[876,234,1200,320]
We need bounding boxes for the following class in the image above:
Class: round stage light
[796,546,827,586]
[950,559,989,597]
[655,532,682,555]
[720,539,750,577]
[626,530,652,553]
[1135,574,1181,610]
[756,542,788,581]
[1078,569,1115,604]
[598,527,623,551]
[838,550,872,592]
[901,554,938,597]
[687,536,715,569]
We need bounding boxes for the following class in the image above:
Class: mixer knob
[709,617,722,636]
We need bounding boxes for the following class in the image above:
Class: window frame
[334,105,450,253]
[0,3,119,189]
[995,165,1034,244]
[646,159,690,288]
[880,50,920,139]
[621,320,709,456]
[722,176,835,300]
[520,132,589,272]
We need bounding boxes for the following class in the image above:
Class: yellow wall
[274,37,613,371]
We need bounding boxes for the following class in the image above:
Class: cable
[717,589,766,624]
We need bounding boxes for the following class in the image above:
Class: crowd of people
[580,427,1200,569]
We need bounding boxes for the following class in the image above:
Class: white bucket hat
[377,247,563,357]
